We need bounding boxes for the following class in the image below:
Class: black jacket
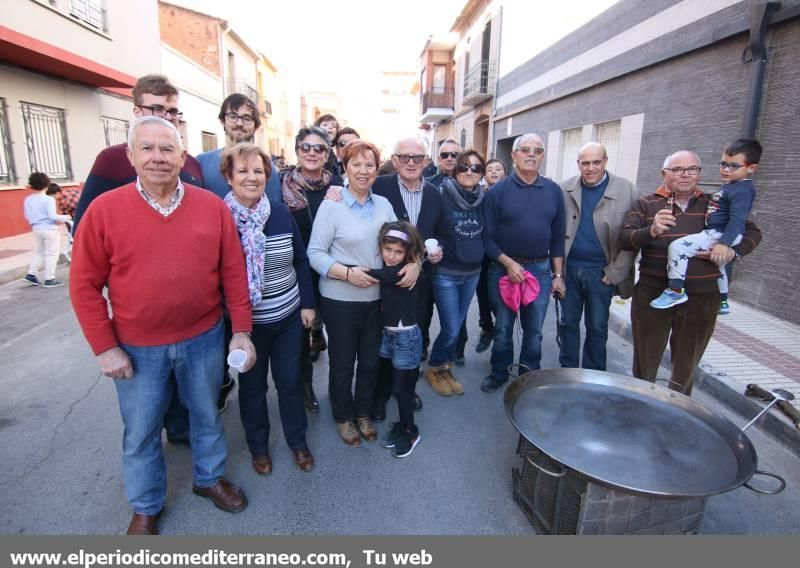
[372,174,442,240]
[367,264,419,327]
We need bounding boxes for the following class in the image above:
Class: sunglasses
[337,140,352,148]
[298,142,328,154]
[456,163,485,175]
[395,154,425,164]
[440,151,459,160]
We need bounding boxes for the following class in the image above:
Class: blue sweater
[484,172,566,261]
[568,176,608,266]
[705,179,756,246]
[197,148,282,203]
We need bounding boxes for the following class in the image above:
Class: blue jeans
[488,260,552,381]
[558,263,615,370]
[429,272,480,367]
[379,325,423,370]
[114,319,226,515]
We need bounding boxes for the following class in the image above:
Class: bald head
[578,142,608,185]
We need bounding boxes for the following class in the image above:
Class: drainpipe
[741,2,780,138]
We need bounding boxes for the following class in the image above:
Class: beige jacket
[562,172,639,298]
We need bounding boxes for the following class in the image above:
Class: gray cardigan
[307,195,397,302]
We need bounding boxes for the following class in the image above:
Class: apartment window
[558,127,582,182]
[70,0,105,31]
[460,128,467,149]
[201,131,218,153]
[264,99,273,115]
[0,98,17,184]
[101,117,128,148]
[594,120,621,174]
[21,102,73,180]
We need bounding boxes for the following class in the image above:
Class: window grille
[558,127,583,182]
[70,0,105,31]
[0,98,17,184]
[21,102,73,180]
[101,117,128,148]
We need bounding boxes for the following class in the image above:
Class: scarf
[224,192,271,306]
[442,177,485,210]
[280,166,332,212]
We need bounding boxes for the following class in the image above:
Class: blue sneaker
[23,274,40,286]
[650,288,688,309]
[718,300,730,315]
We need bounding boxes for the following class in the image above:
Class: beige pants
[28,227,60,281]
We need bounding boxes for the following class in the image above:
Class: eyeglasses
[137,105,183,120]
[719,161,750,171]
[395,154,425,164]
[439,151,459,160]
[579,160,605,168]
[664,166,701,176]
[225,112,255,125]
[456,163,485,175]
[298,142,328,154]
[516,146,544,156]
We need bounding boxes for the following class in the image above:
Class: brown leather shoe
[126,511,161,535]
[192,478,248,513]
[293,448,315,472]
[252,454,272,475]
[336,421,361,446]
[356,416,378,442]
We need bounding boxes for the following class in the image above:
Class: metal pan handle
[508,364,532,380]
[743,470,786,494]
[525,453,568,478]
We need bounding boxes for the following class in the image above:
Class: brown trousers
[631,282,719,395]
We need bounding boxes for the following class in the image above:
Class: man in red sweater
[70,117,256,535]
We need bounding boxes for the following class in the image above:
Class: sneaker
[649,288,688,309]
[475,329,493,353]
[42,279,64,288]
[218,376,236,413]
[393,426,421,458]
[23,274,40,286]
[480,375,507,393]
[382,422,403,448]
[719,300,730,315]
[443,366,464,395]
[425,365,452,396]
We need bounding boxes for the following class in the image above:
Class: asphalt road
[1,267,798,535]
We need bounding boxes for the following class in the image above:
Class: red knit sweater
[69,182,252,355]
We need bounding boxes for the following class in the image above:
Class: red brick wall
[158,3,220,76]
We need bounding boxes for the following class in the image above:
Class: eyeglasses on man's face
[456,163,485,175]
[225,112,255,125]
[719,161,750,171]
[138,105,183,120]
[439,151,458,160]
[516,146,544,156]
[664,166,701,176]
[395,154,425,164]
[298,142,328,155]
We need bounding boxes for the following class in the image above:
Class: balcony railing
[420,88,455,122]
[462,60,497,106]
[225,79,259,104]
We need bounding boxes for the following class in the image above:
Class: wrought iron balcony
[420,88,455,123]
[462,60,497,107]
[225,79,259,104]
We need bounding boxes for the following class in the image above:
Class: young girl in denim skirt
[366,221,425,457]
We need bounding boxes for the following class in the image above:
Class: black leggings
[393,367,419,429]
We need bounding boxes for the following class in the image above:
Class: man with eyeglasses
[482,133,566,394]
[620,150,762,395]
[367,136,443,420]
[559,142,639,372]
[197,94,281,202]
[71,74,205,446]
[426,138,461,190]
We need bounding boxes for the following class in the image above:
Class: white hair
[512,133,545,152]
[662,150,701,169]
[128,116,183,150]
[392,136,428,155]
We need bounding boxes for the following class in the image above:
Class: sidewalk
[0,229,70,285]
[609,297,800,455]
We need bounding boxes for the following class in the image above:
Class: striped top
[398,174,424,226]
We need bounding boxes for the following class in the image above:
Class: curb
[608,301,800,457]
[0,256,69,287]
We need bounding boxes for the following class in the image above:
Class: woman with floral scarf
[222,143,316,474]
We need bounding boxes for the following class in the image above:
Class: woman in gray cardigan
[308,140,419,447]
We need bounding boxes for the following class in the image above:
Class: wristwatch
[552,273,563,279]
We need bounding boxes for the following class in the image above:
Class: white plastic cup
[227,349,248,371]
[424,238,439,255]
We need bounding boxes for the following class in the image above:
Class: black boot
[303,383,320,413]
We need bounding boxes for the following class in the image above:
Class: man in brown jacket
[560,142,639,370]
[620,150,762,394]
